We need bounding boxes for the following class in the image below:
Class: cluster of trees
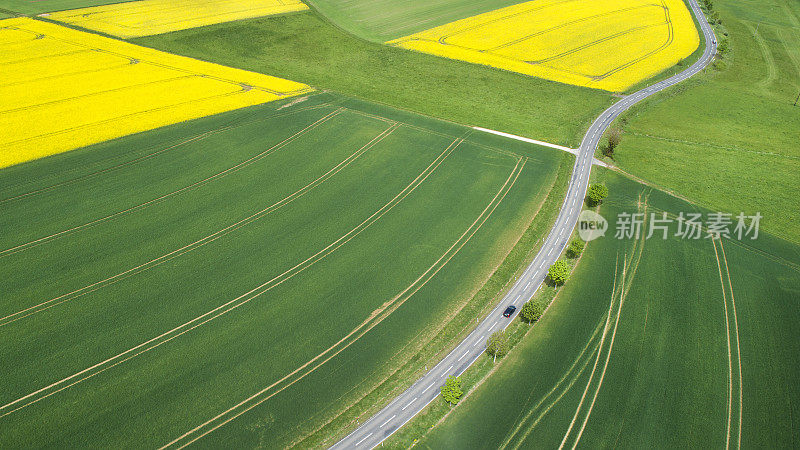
[586,183,608,206]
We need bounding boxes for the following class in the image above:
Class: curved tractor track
[333,0,716,447]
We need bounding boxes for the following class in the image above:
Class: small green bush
[566,239,585,258]
[586,183,609,206]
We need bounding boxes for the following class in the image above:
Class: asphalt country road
[332,1,717,447]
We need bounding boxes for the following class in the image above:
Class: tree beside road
[547,260,570,286]
[486,331,510,363]
[586,183,608,206]
[441,375,463,405]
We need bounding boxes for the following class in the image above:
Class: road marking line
[402,398,417,411]
[525,281,530,289]
[380,415,396,428]
[489,322,497,332]
[422,383,435,394]
[355,433,373,447]
[458,350,469,361]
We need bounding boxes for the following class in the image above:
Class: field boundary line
[161,148,525,450]
[0,120,395,327]
[0,108,344,257]
[0,101,334,203]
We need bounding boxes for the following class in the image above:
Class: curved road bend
[333,1,716,447]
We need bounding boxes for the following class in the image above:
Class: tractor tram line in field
[160,154,527,450]
[1,123,529,443]
[560,220,648,449]
[0,119,399,328]
[1,122,431,418]
[711,238,743,450]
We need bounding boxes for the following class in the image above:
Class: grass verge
[133,11,613,148]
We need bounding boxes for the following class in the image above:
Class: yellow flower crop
[388,0,699,92]
[45,0,308,38]
[0,18,312,169]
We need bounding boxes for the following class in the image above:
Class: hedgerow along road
[332,0,718,447]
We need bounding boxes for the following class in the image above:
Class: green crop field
[303,0,524,42]
[0,0,138,14]
[0,91,572,447]
[418,170,800,448]
[134,11,612,148]
[611,0,800,243]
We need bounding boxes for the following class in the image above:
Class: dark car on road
[502,305,516,317]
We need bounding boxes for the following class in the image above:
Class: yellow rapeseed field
[45,0,308,38]
[0,18,312,168]
[389,0,699,91]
